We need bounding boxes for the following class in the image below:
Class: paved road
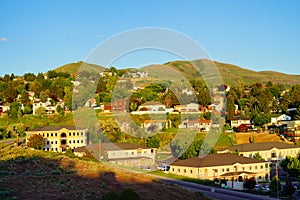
[152,175,277,200]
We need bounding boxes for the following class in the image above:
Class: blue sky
[0,0,299,75]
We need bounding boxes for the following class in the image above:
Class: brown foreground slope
[0,145,207,200]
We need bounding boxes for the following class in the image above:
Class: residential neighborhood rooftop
[28,125,85,132]
[226,142,299,152]
[170,153,265,168]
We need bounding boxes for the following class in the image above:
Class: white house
[271,114,291,125]
[230,118,252,128]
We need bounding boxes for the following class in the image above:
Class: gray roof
[28,125,85,132]
[102,142,152,151]
[170,154,266,168]
[226,142,300,152]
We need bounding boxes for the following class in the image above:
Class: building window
[132,152,134,155]
[222,168,225,172]
[77,140,79,143]
[178,169,180,172]
[184,169,186,173]
[190,170,193,173]
[261,165,263,169]
[55,141,57,144]
[242,167,245,171]
[240,154,243,156]
[255,166,258,170]
[226,168,229,172]
[51,133,53,137]
[47,133,49,137]
[81,140,83,143]
[47,141,50,145]
[77,132,79,136]
[81,132,83,136]
[55,133,57,136]
[73,140,75,143]
[69,140,72,144]
[51,141,53,144]
[69,132,71,136]
[55,148,58,151]
[249,166,252,170]
[172,168,174,172]
[259,176,262,179]
[43,133,45,137]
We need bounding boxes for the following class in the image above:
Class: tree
[23,105,32,114]
[146,136,161,148]
[281,156,300,178]
[9,102,22,119]
[23,73,36,82]
[56,105,64,115]
[252,113,271,127]
[243,177,256,190]
[35,107,46,116]
[284,181,296,196]
[270,176,281,194]
[27,134,45,150]
[253,152,265,161]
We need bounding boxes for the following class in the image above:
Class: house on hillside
[178,119,212,132]
[169,154,269,183]
[142,119,171,132]
[174,103,199,113]
[131,101,173,114]
[217,142,300,163]
[278,120,300,141]
[230,118,252,128]
[25,126,88,152]
[32,98,64,115]
[270,114,291,125]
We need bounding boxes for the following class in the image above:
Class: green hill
[164,59,300,85]
[54,61,105,75]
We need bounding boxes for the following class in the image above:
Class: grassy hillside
[165,59,300,85]
[54,61,105,76]
[0,145,208,200]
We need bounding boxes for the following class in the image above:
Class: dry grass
[235,132,284,144]
[0,145,208,200]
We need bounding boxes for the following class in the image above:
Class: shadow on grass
[0,147,208,200]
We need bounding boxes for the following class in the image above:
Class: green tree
[35,107,46,116]
[23,73,36,82]
[281,156,300,178]
[269,176,281,194]
[23,105,32,114]
[253,152,265,161]
[252,113,271,127]
[9,102,22,119]
[146,136,161,148]
[27,134,45,150]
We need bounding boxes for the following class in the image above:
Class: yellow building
[169,154,269,182]
[218,142,300,162]
[26,126,88,152]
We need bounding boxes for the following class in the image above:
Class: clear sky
[0,0,299,75]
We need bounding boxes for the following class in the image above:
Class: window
[172,168,174,172]
[81,132,83,136]
[178,169,180,172]
[190,170,193,173]
[226,168,229,172]
[255,166,258,170]
[55,141,57,144]
[260,165,263,169]
[77,132,79,136]
[222,168,225,172]
[77,140,79,143]
[69,140,72,144]
[43,133,45,137]
[47,133,49,137]
[240,154,243,156]
[184,169,186,173]
[73,132,75,136]
[242,167,245,170]
[47,141,50,145]
[73,140,75,143]
[131,152,134,155]
[51,133,53,137]
[81,140,83,143]
[249,166,252,170]
[259,176,262,179]
[55,148,58,151]
[69,132,71,136]
[51,141,53,144]
[55,133,57,136]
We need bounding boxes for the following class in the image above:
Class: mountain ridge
[54,59,300,85]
